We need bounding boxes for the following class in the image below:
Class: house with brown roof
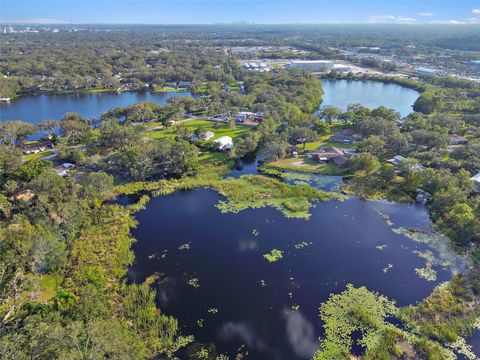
[308,146,352,168]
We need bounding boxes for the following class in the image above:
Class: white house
[191,131,215,141]
[471,173,480,193]
[387,155,406,168]
[213,136,233,150]
[235,111,255,122]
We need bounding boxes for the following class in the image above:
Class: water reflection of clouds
[283,310,319,358]
[238,239,258,252]
[219,322,267,351]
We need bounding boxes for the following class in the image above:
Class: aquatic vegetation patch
[383,263,394,273]
[415,266,437,281]
[447,337,477,359]
[314,284,457,360]
[399,276,480,345]
[375,209,393,226]
[263,249,284,263]
[115,165,340,219]
[187,277,200,288]
[294,241,313,249]
[178,243,191,250]
[393,227,469,280]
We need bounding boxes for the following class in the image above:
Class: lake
[320,79,420,117]
[0,90,194,124]
[127,186,465,359]
[0,80,420,124]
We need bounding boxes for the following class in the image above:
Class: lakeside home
[308,146,353,168]
[213,136,233,150]
[471,173,480,193]
[23,140,54,154]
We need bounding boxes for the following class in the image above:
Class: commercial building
[415,67,437,76]
[287,60,334,72]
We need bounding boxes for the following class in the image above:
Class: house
[308,147,352,168]
[22,140,54,155]
[449,135,468,145]
[471,173,480,193]
[235,112,255,123]
[213,136,233,150]
[329,129,363,144]
[191,131,215,141]
[53,163,75,177]
[387,155,406,168]
[178,81,192,88]
[388,155,425,172]
[415,67,437,76]
[254,112,265,122]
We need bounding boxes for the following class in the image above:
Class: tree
[413,90,443,114]
[379,163,396,182]
[313,120,331,135]
[59,113,92,145]
[39,120,58,139]
[288,126,318,149]
[230,132,259,159]
[81,172,114,199]
[357,136,386,157]
[99,120,143,150]
[0,121,37,147]
[350,153,380,178]
[398,158,424,191]
[319,106,342,125]
[257,140,288,162]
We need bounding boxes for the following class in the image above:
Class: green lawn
[198,151,230,165]
[23,150,53,162]
[36,274,60,303]
[264,156,349,175]
[145,119,250,142]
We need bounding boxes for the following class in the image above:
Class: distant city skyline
[1,0,480,25]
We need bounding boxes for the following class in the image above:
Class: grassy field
[264,156,349,175]
[23,150,54,162]
[198,151,230,165]
[36,274,60,303]
[144,119,250,141]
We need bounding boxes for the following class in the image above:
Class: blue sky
[1,0,480,24]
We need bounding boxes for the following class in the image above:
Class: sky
[1,0,480,25]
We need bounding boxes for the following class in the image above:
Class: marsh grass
[114,165,339,219]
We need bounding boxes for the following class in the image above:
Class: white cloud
[219,322,267,351]
[0,18,67,24]
[283,310,318,358]
[419,12,435,17]
[368,15,416,24]
[472,8,480,14]
[429,19,467,24]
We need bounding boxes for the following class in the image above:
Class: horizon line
[2,21,480,26]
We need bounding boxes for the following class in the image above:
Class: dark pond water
[0,90,194,123]
[127,188,463,360]
[320,79,420,117]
